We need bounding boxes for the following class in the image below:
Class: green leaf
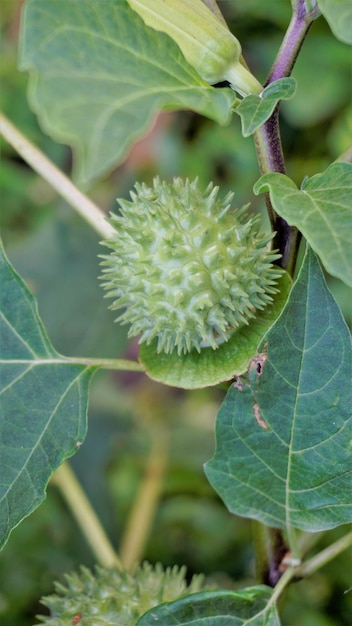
[317,0,352,44]
[19,0,235,185]
[254,163,352,287]
[0,243,95,549]
[139,273,291,389]
[137,587,280,626]
[235,78,296,136]
[205,247,352,535]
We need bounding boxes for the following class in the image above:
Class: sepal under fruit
[100,178,283,356]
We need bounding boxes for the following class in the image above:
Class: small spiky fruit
[37,562,205,625]
[101,178,282,356]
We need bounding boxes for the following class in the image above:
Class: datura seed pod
[100,178,282,356]
[127,0,262,96]
[36,563,205,625]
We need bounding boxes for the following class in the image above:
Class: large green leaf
[19,0,235,184]
[137,588,280,626]
[205,247,352,536]
[317,0,352,44]
[235,78,296,136]
[254,163,352,287]
[0,243,95,549]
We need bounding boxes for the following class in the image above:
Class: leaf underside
[205,247,352,535]
[19,0,235,184]
[0,243,95,549]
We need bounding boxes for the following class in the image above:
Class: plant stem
[119,428,168,571]
[266,0,320,85]
[4,356,144,371]
[52,461,122,569]
[64,357,144,371]
[0,111,116,240]
[252,522,294,586]
[260,530,352,609]
[270,565,295,605]
[267,527,296,586]
[296,531,352,579]
[253,0,319,275]
[265,530,352,609]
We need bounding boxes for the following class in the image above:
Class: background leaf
[6,214,129,358]
[236,78,296,136]
[205,247,352,536]
[280,32,351,127]
[317,0,352,44]
[0,243,95,549]
[254,163,352,286]
[19,0,235,184]
[137,588,280,626]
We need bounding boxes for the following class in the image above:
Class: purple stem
[266,0,319,84]
[254,0,320,275]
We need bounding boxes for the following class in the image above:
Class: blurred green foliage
[0,1,351,625]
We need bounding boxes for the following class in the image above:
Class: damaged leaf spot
[253,402,268,430]
[232,376,244,391]
[249,349,268,377]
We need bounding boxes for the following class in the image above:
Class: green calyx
[37,562,205,625]
[101,177,283,356]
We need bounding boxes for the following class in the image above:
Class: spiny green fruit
[126,0,262,96]
[37,562,205,625]
[100,178,282,356]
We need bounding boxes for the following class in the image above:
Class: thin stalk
[253,106,301,276]
[2,356,144,371]
[270,566,295,605]
[296,531,352,579]
[266,0,320,85]
[120,428,168,571]
[0,111,116,240]
[253,109,286,228]
[254,123,300,275]
[52,461,122,569]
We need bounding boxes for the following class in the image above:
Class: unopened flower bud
[127,0,262,96]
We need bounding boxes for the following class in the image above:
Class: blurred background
[0,1,351,624]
